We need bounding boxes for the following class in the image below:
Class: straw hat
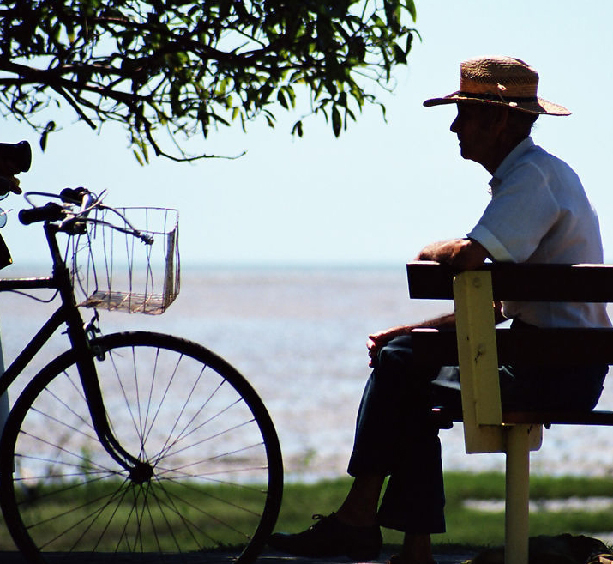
[424,56,570,116]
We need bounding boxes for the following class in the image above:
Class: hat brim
[424,91,570,116]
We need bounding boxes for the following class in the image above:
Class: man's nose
[450,116,459,133]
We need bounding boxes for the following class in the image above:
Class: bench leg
[504,425,531,564]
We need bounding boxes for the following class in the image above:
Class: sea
[1,263,613,482]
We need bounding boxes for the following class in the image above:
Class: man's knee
[374,335,415,374]
[374,335,441,384]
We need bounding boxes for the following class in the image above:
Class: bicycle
[0,188,284,564]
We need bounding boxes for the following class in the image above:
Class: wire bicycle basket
[70,207,180,314]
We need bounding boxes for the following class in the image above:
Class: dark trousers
[346,333,608,534]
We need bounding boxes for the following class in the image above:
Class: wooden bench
[406,261,613,564]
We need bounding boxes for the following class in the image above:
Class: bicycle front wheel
[0,331,283,564]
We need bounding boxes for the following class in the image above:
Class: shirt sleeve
[467,161,561,263]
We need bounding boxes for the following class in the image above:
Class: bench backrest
[407,262,613,302]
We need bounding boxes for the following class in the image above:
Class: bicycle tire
[0,331,283,564]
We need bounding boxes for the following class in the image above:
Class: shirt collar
[489,136,535,193]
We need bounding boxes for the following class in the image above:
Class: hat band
[457,91,538,104]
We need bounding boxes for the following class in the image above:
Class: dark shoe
[387,554,437,564]
[268,513,382,560]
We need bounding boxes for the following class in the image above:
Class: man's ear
[492,107,510,134]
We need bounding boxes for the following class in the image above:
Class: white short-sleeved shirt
[467,137,611,329]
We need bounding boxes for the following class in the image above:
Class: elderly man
[268,56,610,564]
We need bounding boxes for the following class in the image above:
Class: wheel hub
[129,461,154,484]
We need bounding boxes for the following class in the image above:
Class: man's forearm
[413,313,456,331]
[417,238,490,270]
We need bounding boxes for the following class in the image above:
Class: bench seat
[430,406,613,427]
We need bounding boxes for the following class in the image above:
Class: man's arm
[367,304,503,366]
[417,238,490,270]
[367,314,456,366]
[418,237,504,322]
[366,238,494,365]
[368,313,455,346]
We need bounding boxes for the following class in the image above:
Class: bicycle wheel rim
[0,331,283,564]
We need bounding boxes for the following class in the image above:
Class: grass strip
[277,472,613,549]
[1,472,611,552]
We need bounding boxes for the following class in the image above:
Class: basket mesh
[70,207,180,314]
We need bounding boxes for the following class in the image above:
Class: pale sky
[2,0,613,268]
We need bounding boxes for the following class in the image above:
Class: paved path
[0,548,479,563]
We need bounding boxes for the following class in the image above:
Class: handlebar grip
[60,187,88,205]
[19,203,65,225]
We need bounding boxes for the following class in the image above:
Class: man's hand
[417,238,489,270]
[367,325,412,366]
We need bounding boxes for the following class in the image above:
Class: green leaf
[405,0,418,23]
[406,32,413,54]
[332,105,341,137]
[39,120,56,151]
[393,43,407,64]
[132,149,145,166]
[292,120,304,138]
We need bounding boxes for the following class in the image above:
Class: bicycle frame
[0,221,142,473]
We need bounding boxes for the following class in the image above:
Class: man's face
[450,102,502,165]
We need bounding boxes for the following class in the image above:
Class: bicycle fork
[67,307,154,481]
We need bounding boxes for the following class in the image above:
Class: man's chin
[459,147,471,160]
[459,147,479,163]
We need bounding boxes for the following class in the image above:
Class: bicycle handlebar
[20,188,97,227]
[18,203,65,225]
[19,189,156,245]
[19,188,92,228]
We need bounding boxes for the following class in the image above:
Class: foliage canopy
[0,0,418,162]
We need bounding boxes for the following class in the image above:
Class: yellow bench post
[453,271,542,564]
[453,271,504,451]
